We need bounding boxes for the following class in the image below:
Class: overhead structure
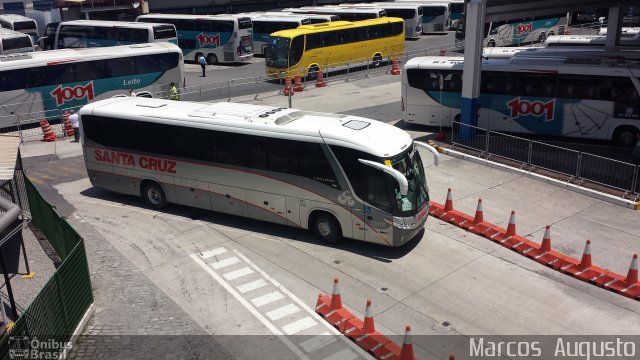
[460,0,632,128]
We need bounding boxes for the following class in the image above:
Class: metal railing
[451,121,640,196]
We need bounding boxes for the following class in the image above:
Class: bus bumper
[391,203,429,246]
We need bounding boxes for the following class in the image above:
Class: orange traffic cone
[449,354,455,360]
[39,120,57,142]
[506,211,516,237]
[579,240,592,270]
[473,199,483,224]
[541,225,552,253]
[362,299,375,333]
[330,277,342,310]
[399,325,414,360]
[625,254,638,286]
[444,188,453,212]
[293,74,304,92]
[390,58,401,75]
[283,76,293,96]
[62,111,74,137]
[315,70,326,87]
[439,47,446,56]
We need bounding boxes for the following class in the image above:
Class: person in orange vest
[69,110,80,142]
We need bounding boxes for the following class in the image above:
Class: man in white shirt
[69,110,80,142]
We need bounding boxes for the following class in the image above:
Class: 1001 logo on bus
[516,22,533,34]
[506,97,555,121]
[50,82,94,106]
[197,32,220,47]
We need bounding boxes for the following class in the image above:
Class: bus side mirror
[358,159,409,196]
[414,141,439,166]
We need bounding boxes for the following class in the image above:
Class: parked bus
[0,28,34,54]
[282,6,387,21]
[265,17,405,79]
[80,98,440,246]
[247,14,313,56]
[545,34,640,47]
[339,2,423,39]
[401,54,640,146]
[394,0,460,31]
[53,20,177,49]
[0,43,183,130]
[137,14,253,64]
[0,14,38,43]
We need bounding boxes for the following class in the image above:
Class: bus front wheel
[142,181,167,209]
[487,40,496,47]
[311,212,342,245]
[613,126,638,147]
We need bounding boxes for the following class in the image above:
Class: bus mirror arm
[358,159,409,196]
[414,141,440,166]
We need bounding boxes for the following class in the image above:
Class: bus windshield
[389,145,428,216]
[265,36,290,68]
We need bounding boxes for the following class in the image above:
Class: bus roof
[272,17,403,36]
[0,43,180,70]
[0,28,31,38]
[59,20,167,28]
[284,6,386,14]
[80,98,412,158]
[0,14,35,22]
[138,13,248,21]
[250,14,311,22]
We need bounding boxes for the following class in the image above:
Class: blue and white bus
[0,43,184,130]
[54,20,177,49]
[137,14,253,64]
[282,6,387,21]
[245,14,313,56]
[455,13,569,48]
[401,54,640,146]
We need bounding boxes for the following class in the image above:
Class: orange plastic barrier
[390,58,401,75]
[39,120,57,142]
[293,74,304,92]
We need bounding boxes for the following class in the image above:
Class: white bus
[137,14,253,64]
[339,2,423,39]
[80,98,439,246]
[545,34,640,47]
[598,27,640,37]
[455,13,569,48]
[0,14,38,44]
[0,28,34,55]
[53,20,177,50]
[246,14,313,56]
[282,6,388,21]
[393,0,457,31]
[401,54,640,146]
[0,43,183,130]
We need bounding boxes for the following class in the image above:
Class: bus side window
[289,35,304,66]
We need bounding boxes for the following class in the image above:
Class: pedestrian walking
[128,88,137,97]
[198,54,207,77]
[169,82,180,101]
[69,110,80,142]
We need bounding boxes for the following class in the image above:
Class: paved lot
[18,73,640,359]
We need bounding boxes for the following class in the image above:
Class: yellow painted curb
[21,272,36,279]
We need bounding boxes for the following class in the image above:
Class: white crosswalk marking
[298,332,335,352]
[251,291,285,307]
[236,279,268,294]
[223,267,254,280]
[323,348,360,360]
[282,317,317,335]
[210,256,240,269]
[266,303,300,321]
[201,247,227,259]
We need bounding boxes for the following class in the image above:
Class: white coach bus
[401,54,640,146]
[80,98,440,246]
[53,20,178,49]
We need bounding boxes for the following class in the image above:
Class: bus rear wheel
[307,65,320,81]
[613,126,638,147]
[538,32,547,43]
[370,54,383,68]
[142,181,167,209]
[207,53,218,65]
[311,212,342,245]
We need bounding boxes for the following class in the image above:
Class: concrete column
[460,0,486,127]
[605,3,623,47]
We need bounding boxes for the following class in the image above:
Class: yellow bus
[265,17,404,79]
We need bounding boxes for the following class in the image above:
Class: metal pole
[254,76,260,100]
[576,153,582,178]
[288,84,293,108]
[527,140,533,165]
[0,248,18,320]
[227,80,231,102]
[631,165,639,193]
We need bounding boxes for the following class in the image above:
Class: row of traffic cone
[433,188,640,300]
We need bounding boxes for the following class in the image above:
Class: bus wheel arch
[207,53,218,65]
[309,210,342,245]
[141,180,168,209]
[307,64,320,81]
[538,32,547,43]
[612,126,639,147]
[487,39,496,47]
[370,53,383,68]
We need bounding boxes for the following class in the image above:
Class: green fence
[0,174,93,360]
